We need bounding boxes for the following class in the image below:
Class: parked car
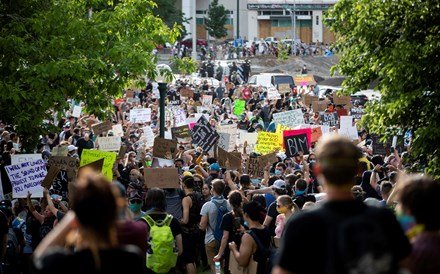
[248,73,295,89]
[181,38,208,48]
[350,90,381,105]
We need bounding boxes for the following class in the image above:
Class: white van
[248,73,295,89]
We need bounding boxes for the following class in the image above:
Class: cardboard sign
[278,84,291,93]
[217,133,231,152]
[350,107,364,119]
[78,158,104,174]
[11,154,42,165]
[217,124,237,152]
[312,101,327,112]
[47,156,79,182]
[335,109,348,117]
[5,159,47,198]
[153,137,178,159]
[333,95,351,105]
[129,108,151,124]
[171,125,191,139]
[92,120,113,135]
[320,112,339,127]
[304,95,319,106]
[294,74,316,86]
[284,134,310,157]
[311,126,323,143]
[51,145,68,157]
[191,116,219,152]
[258,152,278,169]
[233,100,246,116]
[245,156,264,179]
[117,145,127,160]
[217,147,242,170]
[80,149,116,181]
[41,165,61,189]
[97,136,121,152]
[144,168,180,189]
[272,109,304,129]
[141,126,155,147]
[256,132,281,155]
[180,88,194,98]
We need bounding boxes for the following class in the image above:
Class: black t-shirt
[276,200,412,274]
[292,193,316,208]
[33,246,145,274]
[266,201,278,237]
[220,212,245,247]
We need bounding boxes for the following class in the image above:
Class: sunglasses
[129,199,142,204]
[194,180,202,183]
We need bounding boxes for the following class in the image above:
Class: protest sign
[238,131,257,153]
[371,134,387,155]
[217,147,242,170]
[129,108,151,124]
[171,125,191,139]
[144,168,180,189]
[180,88,194,98]
[5,159,47,198]
[350,107,364,119]
[333,95,351,105]
[151,157,174,168]
[112,124,124,137]
[51,145,68,157]
[259,152,278,169]
[141,126,155,147]
[233,100,246,116]
[97,136,121,152]
[278,84,291,93]
[117,145,127,160]
[256,132,281,155]
[284,134,310,157]
[47,156,78,181]
[304,95,319,106]
[340,116,354,129]
[283,129,312,149]
[217,133,231,152]
[311,126,323,143]
[320,112,339,127]
[267,88,281,100]
[173,108,187,126]
[41,165,61,189]
[80,149,116,181]
[273,109,304,129]
[312,101,327,112]
[217,124,237,152]
[92,120,113,135]
[72,105,82,118]
[245,156,264,179]
[191,116,219,152]
[78,158,104,174]
[202,95,213,107]
[11,154,42,166]
[335,109,348,117]
[294,74,316,86]
[153,137,178,159]
[51,170,69,200]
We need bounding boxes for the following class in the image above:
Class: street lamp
[156,64,173,138]
[291,2,296,56]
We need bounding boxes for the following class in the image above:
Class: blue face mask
[295,190,306,195]
[251,179,261,185]
[397,213,416,233]
[275,170,282,176]
[128,203,142,213]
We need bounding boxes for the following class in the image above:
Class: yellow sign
[80,149,117,181]
[256,132,281,155]
[276,124,292,147]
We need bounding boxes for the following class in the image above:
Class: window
[226,10,234,15]
[196,18,205,25]
[316,15,319,25]
[196,10,206,14]
[225,18,233,25]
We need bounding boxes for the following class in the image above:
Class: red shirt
[242,89,252,100]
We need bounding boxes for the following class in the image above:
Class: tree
[152,0,188,36]
[0,0,186,152]
[204,0,228,39]
[326,0,440,177]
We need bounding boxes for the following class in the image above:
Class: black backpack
[248,230,277,274]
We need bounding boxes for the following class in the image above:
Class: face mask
[145,160,152,167]
[276,206,290,214]
[295,190,306,195]
[396,213,416,233]
[128,203,142,213]
[275,170,282,176]
[251,179,260,185]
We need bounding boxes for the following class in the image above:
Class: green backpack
[142,214,178,273]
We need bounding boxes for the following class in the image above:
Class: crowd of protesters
[0,58,438,274]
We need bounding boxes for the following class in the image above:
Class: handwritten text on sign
[272,109,304,129]
[284,134,310,157]
[80,149,116,181]
[5,159,46,198]
[98,136,121,151]
[256,132,281,155]
[320,112,339,127]
[129,108,151,124]
[191,116,219,151]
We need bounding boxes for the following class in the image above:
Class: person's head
[128,191,143,214]
[181,176,194,190]
[380,181,393,199]
[144,187,167,212]
[174,158,184,169]
[211,179,226,197]
[272,179,287,196]
[202,183,212,198]
[302,201,316,211]
[275,162,286,176]
[239,174,251,189]
[294,179,308,195]
[243,200,266,225]
[315,134,362,185]
[72,173,118,246]
[351,185,366,201]
[399,174,440,231]
[276,195,295,215]
[228,190,243,216]
[129,169,142,182]
[208,163,221,177]
[251,194,267,209]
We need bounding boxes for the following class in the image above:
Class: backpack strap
[142,214,156,227]
[142,213,172,227]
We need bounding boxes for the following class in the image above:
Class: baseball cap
[272,179,286,190]
[68,145,77,152]
[182,171,193,178]
[209,163,221,172]
[128,192,143,202]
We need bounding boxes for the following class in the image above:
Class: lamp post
[236,0,240,39]
[291,1,296,56]
[156,64,173,138]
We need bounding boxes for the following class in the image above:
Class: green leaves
[327,0,440,178]
[204,0,228,39]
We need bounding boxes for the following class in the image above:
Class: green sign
[234,100,246,116]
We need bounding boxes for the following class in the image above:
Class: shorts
[205,240,219,267]
[180,231,199,264]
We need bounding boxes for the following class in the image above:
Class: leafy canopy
[326,0,440,177]
[204,0,228,39]
[0,0,184,151]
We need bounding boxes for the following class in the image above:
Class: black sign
[320,112,339,127]
[350,107,364,120]
[50,170,69,201]
[371,134,387,155]
[284,134,309,157]
[191,116,219,151]
[171,125,191,139]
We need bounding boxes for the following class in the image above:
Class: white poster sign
[129,108,151,123]
[5,159,47,198]
[272,109,304,128]
[72,105,82,118]
[142,126,155,147]
[97,136,121,151]
[112,124,124,137]
[11,154,42,166]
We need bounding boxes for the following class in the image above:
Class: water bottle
[215,261,221,274]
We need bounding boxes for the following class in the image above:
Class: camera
[380,165,389,172]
